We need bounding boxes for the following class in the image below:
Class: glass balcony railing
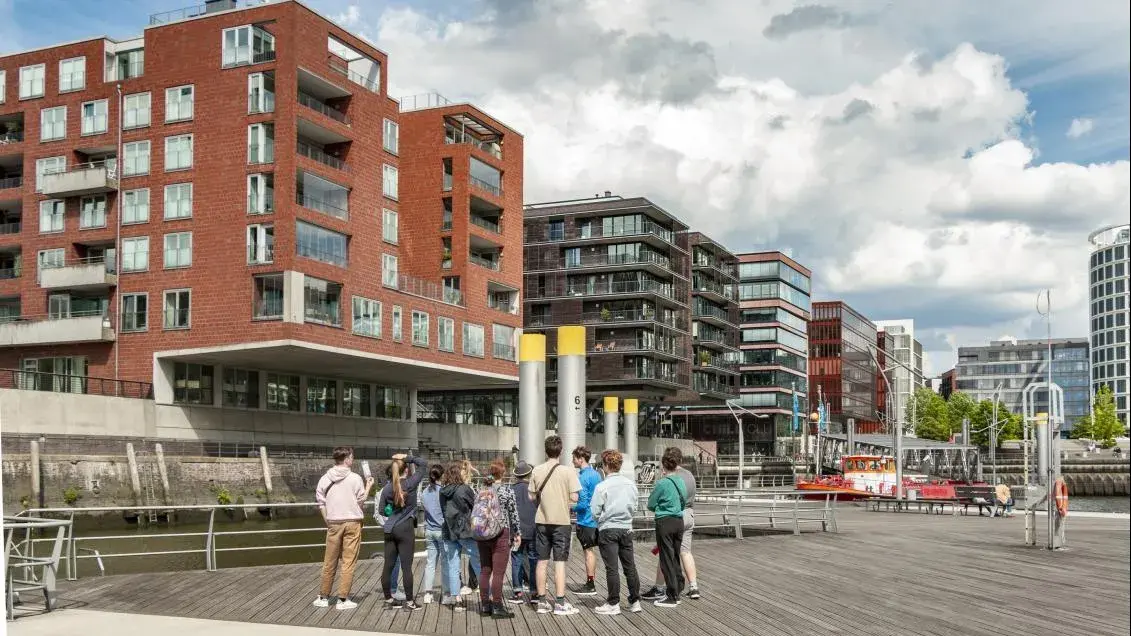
[469,176,501,197]
[469,215,501,233]
[298,92,349,124]
[469,253,501,270]
[296,192,348,221]
[579,309,686,331]
[297,141,348,172]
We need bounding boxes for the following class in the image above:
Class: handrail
[297,140,349,172]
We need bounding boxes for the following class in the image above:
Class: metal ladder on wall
[136,452,159,524]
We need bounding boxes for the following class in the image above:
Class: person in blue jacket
[571,446,603,596]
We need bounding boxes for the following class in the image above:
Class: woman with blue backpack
[471,459,521,618]
[439,461,481,612]
[377,453,429,611]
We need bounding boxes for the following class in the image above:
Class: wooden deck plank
[49,507,1130,636]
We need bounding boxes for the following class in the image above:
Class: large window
[438,317,455,352]
[35,156,65,192]
[39,200,64,233]
[463,322,485,357]
[376,386,406,419]
[382,209,398,244]
[304,276,342,326]
[383,119,398,154]
[247,224,274,264]
[123,188,149,224]
[296,221,347,267]
[115,49,144,80]
[19,64,45,99]
[173,362,213,405]
[122,237,149,272]
[412,311,429,346]
[248,123,274,164]
[297,172,348,219]
[248,72,275,114]
[58,57,85,92]
[164,232,192,268]
[253,273,284,319]
[80,196,107,229]
[120,293,148,332]
[222,25,275,68]
[165,85,194,122]
[123,141,151,176]
[165,134,193,171]
[382,164,398,200]
[470,157,502,195]
[124,92,151,129]
[0,70,5,104]
[352,296,381,338]
[222,368,260,409]
[392,305,403,342]
[163,289,191,329]
[382,254,398,287]
[306,378,337,414]
[492,324,516,360]
[164,183,192,219]
[266,373,299,411]
[81,100,108,135]
[342,382,370,417]
[247,173,274,214]
[40,106,66,141]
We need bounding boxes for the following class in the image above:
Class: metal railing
[592,338,680,356]
[38,255,117,274]
[694,278,734,300]
[297,140,348,172]
[0,176,21,189]
[693,303,735,323]
[579,309,687,331]
[693,257,739,280]
[530,218,677,245]
[0,435,424,459]
[0,220,20,234]
[535,279,678,301]
[298,92,349,124]
[248,90,276,114]
[469,176,502,197]
[327,54,380,93]
[0,267,19,279]
[492,342,516,361]
[398,92,452,112]
[295,192,348,220]
[444,125,502,159]
[395,273,466,307]
[0,369,153,399]
[469,215,501,233]
[253,50,277,65]
[0,131,23,145]
[468,253,501,270]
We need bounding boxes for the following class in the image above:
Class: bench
[954,486,998,516]
[866,497,960,515]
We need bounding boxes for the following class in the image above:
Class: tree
[945,392,977,438]
[909,387,950,441]
[969,399,1022,448]
[1071,385,1123,448]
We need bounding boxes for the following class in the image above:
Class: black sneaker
[403,601,423,611]
[479,601,494,616]
[528,594,540,606]
[654,596,680,608]
[492,603,515,619]
[686,586,701,600]
[576,580,598,596]
[507,592,525,605]
[640,586,665,601]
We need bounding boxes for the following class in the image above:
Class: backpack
[470,487,504,540]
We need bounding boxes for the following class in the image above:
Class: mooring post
[259,445,273,515]
[556,326,586,466]
[30,440,42,510]
[126,443,142,507]
[154,443,172,507]
[518,333,547,467]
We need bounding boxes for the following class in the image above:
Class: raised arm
[401,456,429,491]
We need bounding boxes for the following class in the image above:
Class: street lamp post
[725,400,771,489]
[868,343,914,501]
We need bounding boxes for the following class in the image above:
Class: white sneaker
[594,603,621,615]
[312,596,329,608]
[628,600,643,613]
[422,592,434,604]
[336,598,358,610]
[459,586,473,596]
[554,601,580,616]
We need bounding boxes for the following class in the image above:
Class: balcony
[0,131,23,146]
[470,214,501,234]
[298,92,349,125]
[327,52,379,93]
[539,279,680,303]
[297,140,349,172]
[695,329,738,351]
[696,353,740,374]
[470,176,502,198]
[693,278,734,304]
[592,337,681,359]
[445,122,502,160]
[0,264,20,280]
[694,373,738,399]
[694,303,737,327]
[579,308,687,331]
[0,177,22,191]
[38,258,117,291]
[296,192,348,221]
[531,218,678,249]
[0,313,115,347]
[39,161,118,198]
[395,273,465,307]
[0,221,20,236]
[469,251,501,271]
[693,255,738,281]
[530,250,672,276]
[248,90,276,114]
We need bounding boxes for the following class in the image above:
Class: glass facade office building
[1088,224,1129,426]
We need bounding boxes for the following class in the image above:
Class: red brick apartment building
[0,0,523,423]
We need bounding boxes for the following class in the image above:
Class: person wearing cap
[507,460,539,604]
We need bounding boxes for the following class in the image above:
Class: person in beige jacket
[994,483,1014,518]
[313,446,374,609]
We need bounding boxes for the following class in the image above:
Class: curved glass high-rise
[1088,223,1130,427]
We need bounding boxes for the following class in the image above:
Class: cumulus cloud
[1066,117,1095,139]
[326,0,1129,375]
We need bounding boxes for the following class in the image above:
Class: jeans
[655,516,684,601]
[421,529,445,594]
[598,528,640,605]
[443,538,481,598]
[477,529,511,603]
[510,536,537,594]
[382,521,416,599]
[319,520,362,599]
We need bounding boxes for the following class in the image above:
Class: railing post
[792,494,800,535]
[67,511,76,581]
[733,495,743,540]
[204,508,216,571]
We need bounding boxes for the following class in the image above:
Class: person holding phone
[313,447,374,610]
[377,453,429,611]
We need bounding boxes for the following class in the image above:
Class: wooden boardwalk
[39,507,1131,636]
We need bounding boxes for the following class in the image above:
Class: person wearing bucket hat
[507,460,539,604]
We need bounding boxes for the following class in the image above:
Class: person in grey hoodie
[589,449,642,616]
[313,446,373,610]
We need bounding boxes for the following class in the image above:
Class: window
[123,141,151,176]
[123,188,150,224]
[377,386,405,419]
[222,25,275,68]
[382,254,398,287]
[412,311,429,346]
[39,200,64,233]
[248,72,275,113]
[247,173,274,214]
[383,119,398,154]
[59,57,85,92]
[382,209,398,244]
[248,123,274,163]
[115,49,144,80]
[266,373,299,411]
[438,317,455,352]
[297,172,349,219]
[163,232,192,268]
[342,382,370,417]
[470,157,502,195]
[124,92,151,129]
[165,134,193,171]
[296,221,347,267]
[304,276,343,326]
[19,64,45,99]
[307,378,337,414]
[392,305,403,342]
[252,273,284,319]
[122,237,149,272]
[35,156,65,192]
[492,324,516,360]
[163,183,193,219]
[37,248,64,271]
[172,362,212,404]
[222,368,260,409]
[120,293,148,332]
[352,296,381,338]
[80,196,107,229]
[81,99,108,135]
[463,323,485,357]
[247,224,274,264]
[40,106,66,141]
[165,85,194,122]
[382,164,398,200]
[164,290,191,329]
[0,70,5,103]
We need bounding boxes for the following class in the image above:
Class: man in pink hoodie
[313,446,373,609]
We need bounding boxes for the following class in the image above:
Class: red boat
[797,454,963,501]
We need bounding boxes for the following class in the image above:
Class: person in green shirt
[646,447,687,608]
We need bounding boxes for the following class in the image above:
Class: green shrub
[63,487,82,506]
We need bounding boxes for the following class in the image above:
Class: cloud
[1066,117,1095,139]
[329,0,1128,377]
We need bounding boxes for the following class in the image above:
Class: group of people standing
[311,437,700,618]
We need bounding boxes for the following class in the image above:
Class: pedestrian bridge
[818,433,981,480]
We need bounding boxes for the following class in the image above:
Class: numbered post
[557,326,587,466]
[518,333,547,467]
[624,398,639,474]
[603,396,619,453]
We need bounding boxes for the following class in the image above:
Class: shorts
[535,523,571,562]
[576,525,599,550]
[680,508,695,554]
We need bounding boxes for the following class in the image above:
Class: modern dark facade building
[955,337,1091,433]
[939,367,957,400]
[809,301,882,433]
[1088,223,1129,426]
[687,232,740,401]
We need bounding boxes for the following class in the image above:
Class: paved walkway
[7,609,403,636]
